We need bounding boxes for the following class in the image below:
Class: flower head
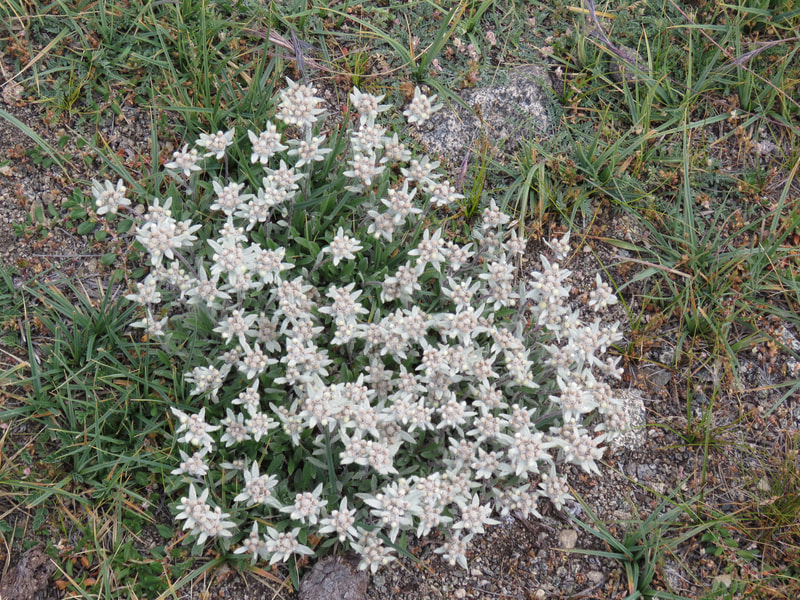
[276,78,325,128]
[323,227,363,266]
[248,123,287,165]
[196,129,235,159]
[91,179,130,215]
[350,86,390,120]
[403,86,443,125]
[318,497,359,542]
[288,132,332,168]
[165,144,201,177]
[264,527,314,565]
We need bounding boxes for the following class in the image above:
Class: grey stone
[609,389,647,451]
[586,570,605,585]
[636,464,656,481]
[415,66,552,168]
[299,554,368,600]
[558,528,579,549]
[0,543,56,600]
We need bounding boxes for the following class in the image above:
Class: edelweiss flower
[210,180,250,216]
[408,228,446,271]
[362,482,423,542]
[381,132,411,163]
[287,132,332,167]
[588,273,619,311]
[165,144,201,177]
[130,309,169,338]
[540,467,573,511]
[403,86,443,125]
[434,533,475,569]
[350,117,387,153]
[452,494,499,534]
[280,483,325,525]
[175,484,211,531]
[323,227,363,266]
[171,448,210,479]
[352,528,396,573]
[184,363,231,399]
[318,497,358,542]
[125,273,162,305]
[401,154,440,183]
[350,86,390,120]
[234,462,281,508]
[91,179,130,215]
[344,151,385,189]
[248,123,287,165]
[276,78,325,128]
[234,522,268,564]
[196,129,235,159]
[135,213,201,266]
[264,527,314,565]
[425,179,463,208]
[381,180,420,224]
[171,407,220,451]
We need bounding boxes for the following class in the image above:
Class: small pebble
[586,570,605,584]
[558,528,578,549]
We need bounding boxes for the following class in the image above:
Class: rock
[713,573,733,589]
[636,464,656,481]
[586,570,605,585]
[663,559,686,592]
[558,528,579,549]
[1,80,23,105]
[0,543,56,600]
[299,554,368,600]
[414,66,552,167]
[609,389,647,451]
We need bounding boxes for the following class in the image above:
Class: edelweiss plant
[90,79,628,574]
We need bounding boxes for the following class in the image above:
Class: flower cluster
[93,78,628,575]
[403,86,443,125]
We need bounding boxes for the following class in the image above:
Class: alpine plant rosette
[91,79,628,573]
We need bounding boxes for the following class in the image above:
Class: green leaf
[156,524,175,539]
[117,218,134,234]
[140,574,165,590]
[33,507,47,531]
[77,221,97,235]
[301,459,317,488]
[293,236,321,257]
[100,252,117,266]
[268,453,284,474]
[33,203,45,224]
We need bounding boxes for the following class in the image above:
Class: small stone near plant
[299,554,368,600]
[0,543,56,600]
[558,528,579,550]
[414,66,552,167]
